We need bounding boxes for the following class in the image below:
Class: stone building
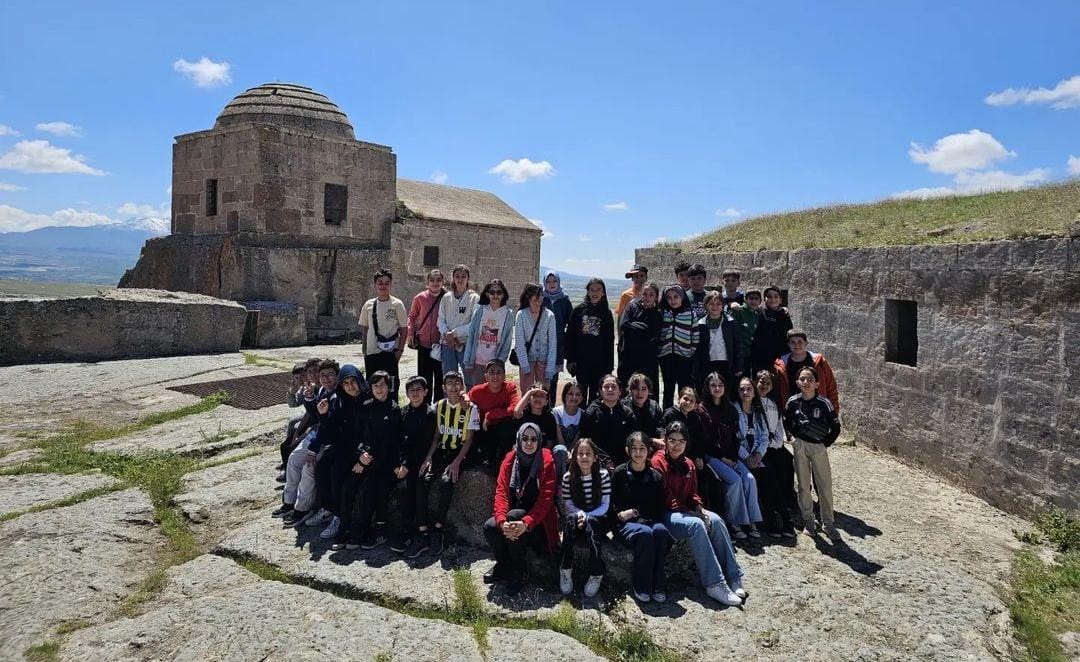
[121,83,541,341]
[635,238,1079,517]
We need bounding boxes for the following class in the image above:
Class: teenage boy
[392,376,437,553]
[720,270,745,308]
[686,264,709,319]
[615,264,648,328]
[673,261,691,291]
[729,289,762,379]
[438,265,480,386]
[785,366,842,541]
[359,268,409,399]
[407,269,446,403]
[278,358,323,477]
[279,360,340,525]
[345,371,404,550]
[467,359,520,466]
[404,371,479,558]
[774,328,839,410]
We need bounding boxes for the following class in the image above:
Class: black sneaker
[782,522,797,538]
[275,462,285,471]
[275,472,286,483]
[505,578,525,596]
[429,528,445,556]
[360,530,385,550]
[282,510,308,526]
[390,533,411,554]
[483,563,509,584]
[271,503,293,518]
[404,533,430,559]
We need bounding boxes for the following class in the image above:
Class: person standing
[657,285,698,410]
[359,268,409,399]
[751,287,793,376]
[463,279,516,387]
[514,283,558,392]
[542,271,573,397]
[565,278,615,404]
[615,265,648,328]
[617,282,661,395]
[438,265,480,387]
[407,269,446,403]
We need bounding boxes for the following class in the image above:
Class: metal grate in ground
[168,371,294,410]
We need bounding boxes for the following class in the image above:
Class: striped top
[561,468,612,518]
[435,399,480,451]
[658,309,698,358]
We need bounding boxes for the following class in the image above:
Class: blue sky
[1,1,1078,278]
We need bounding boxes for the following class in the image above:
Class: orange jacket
[774,350,839,412]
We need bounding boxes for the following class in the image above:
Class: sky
[1,1,1078,278]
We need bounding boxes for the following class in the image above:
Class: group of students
[271,261,843,604]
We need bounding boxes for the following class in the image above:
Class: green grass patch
[226,552,679,661]
[243,352,295,370]
[1009,505,1080,661]
[22,641,59,662]
[0,483,124,523]
[674,180,1080,252]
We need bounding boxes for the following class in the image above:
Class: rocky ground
[0,347,1032,661]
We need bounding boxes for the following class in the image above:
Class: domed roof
[214,83,354,139]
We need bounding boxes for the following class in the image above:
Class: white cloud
[1068,155,1080,176]
[488,158,555,184]
[908,130,1015,174]
[529,218,552,237]
[0,204,112,232]
[431,170,449,184]
[0,140,105,175]
[552,257,627,280]
[35,121,81,137]
[117,202,169,217]
[173,57,232,88]
[577,234,591,242]
[0,182,25,192]
[985,75,1080,110]
[0,124,19,137]
[891,168,1050,199]
[165,184,173,195]
[603,201,628,212]
[715,207,742,219]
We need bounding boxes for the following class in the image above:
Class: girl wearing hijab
[565,278,615,404]
[483,422,558,596]
[542,271,573,397]
[652,420,746,607]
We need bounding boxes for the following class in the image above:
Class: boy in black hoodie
[565,278,615,404]
[391,375,437,553]
[307,364,367,541]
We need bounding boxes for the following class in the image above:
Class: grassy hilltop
[669,181,1080,252]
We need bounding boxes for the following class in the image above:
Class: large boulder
[0,288,247,365]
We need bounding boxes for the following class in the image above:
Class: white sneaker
[651,591,667,603]
[730,578,748,600]
[320,516,341,539]
[583,574,604,598]
[559,568,573,596]
[706,583,742,606]
[304,508,331,528]
[632,590,650,603]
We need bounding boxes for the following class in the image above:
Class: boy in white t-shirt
[359,268,409,399]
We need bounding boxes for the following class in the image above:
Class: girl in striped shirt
[657,285,698,410]
[559,438,611,597]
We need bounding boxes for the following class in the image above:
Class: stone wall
[391,217,542,302]
[172,124,396,245]
[635,237,1079,516]
[0,289,247,365]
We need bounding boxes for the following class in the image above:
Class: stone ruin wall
[390,217,542,305]
[636,237,1079,517]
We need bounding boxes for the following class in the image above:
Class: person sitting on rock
[277,359,340,526]
[466,359,520,468]
[701,373,763,541]
[276,360,313,482]
[404,371,479,559]
[391,376,436,554]
[785,366,842,542]
[559,437,611,598]
[652,420,746,607]
[483,422,558,596]
[331,371,404,551]
[611,431,672,604]
[660,387,710,501]
[511,384,566,480]
[774,328,839,411]
[580,374,636,469]
[623,372,665,451]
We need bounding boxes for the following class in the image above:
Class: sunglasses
[521,435,540,442]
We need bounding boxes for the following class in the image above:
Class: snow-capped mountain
[0,221,168,284]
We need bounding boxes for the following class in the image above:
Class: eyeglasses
[487,290,506,297]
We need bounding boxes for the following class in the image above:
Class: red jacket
[774,350,840,412]
[493,448,558,552]
[650,452,703,512]
[468,382,520,427]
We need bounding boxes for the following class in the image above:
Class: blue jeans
[440,345,473,387]
[551,444,568,483]
[616,520,673,595]
[707,457,762,526]
[663,510,742,590]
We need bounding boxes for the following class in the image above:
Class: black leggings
[414,452,458,529]
[483,508,546,581]
[658,355,692,409]
[560,514,606,576]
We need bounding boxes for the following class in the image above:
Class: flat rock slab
[0,471,117,517]
[62,554,603,661]
[0,488,162,655]
[613,444,1023,660]
[175,451,280,524]
[91,403,292,456]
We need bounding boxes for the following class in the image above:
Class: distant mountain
[0,222,164,284]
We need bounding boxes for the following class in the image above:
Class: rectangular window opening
[324,183,347,225]
[205,179,218,217]
[423,245,440,267]
[885,299,918,367]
